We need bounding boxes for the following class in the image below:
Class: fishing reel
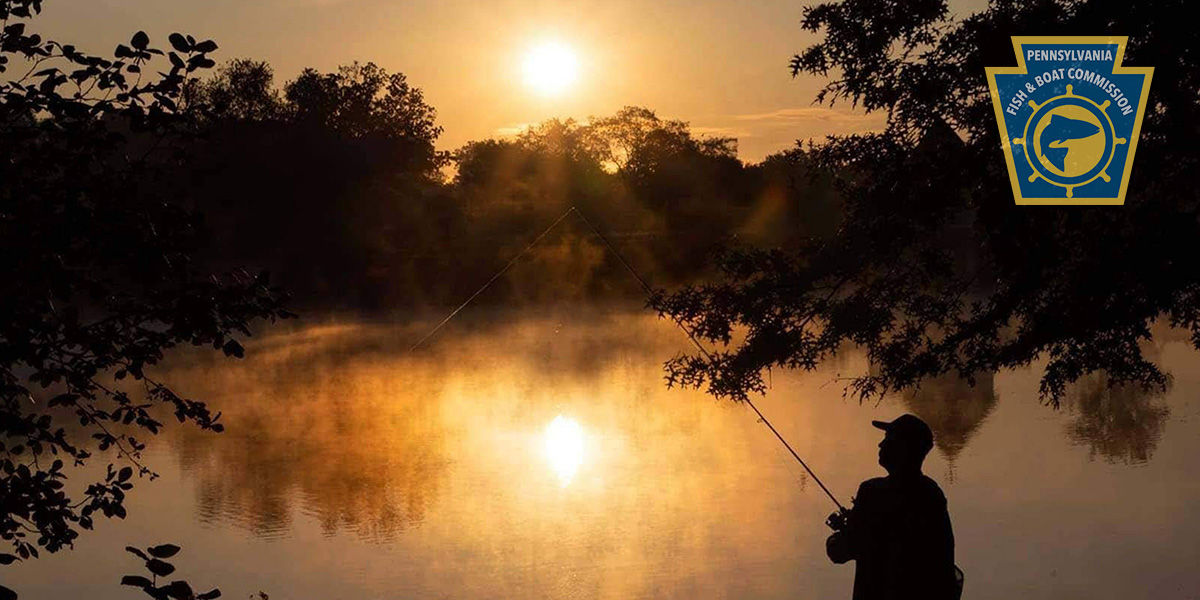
[825,508,850,531]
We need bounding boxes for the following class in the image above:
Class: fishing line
[407,204,846,512]
[408,206,576,353]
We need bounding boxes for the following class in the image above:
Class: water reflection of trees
[892,364,1173,467]
[1064,373,1170,465]
[163,333,450,541]
[900,372,998,464]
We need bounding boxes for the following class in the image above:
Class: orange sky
[33,0,985,162]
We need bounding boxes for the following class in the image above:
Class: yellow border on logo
[985,36,1153,206]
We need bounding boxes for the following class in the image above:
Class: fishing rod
[409,205,847,512]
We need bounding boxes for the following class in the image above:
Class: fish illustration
[1039,113,1101,171]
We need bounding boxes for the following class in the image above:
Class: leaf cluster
[121,544,221,600]
[1,0,292,572]
[653,0,1200,405]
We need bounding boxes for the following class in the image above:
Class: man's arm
[935,496,957,597]
[825,528,854,563]
[825,482,873,564]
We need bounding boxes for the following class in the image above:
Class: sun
[522,41,580,97]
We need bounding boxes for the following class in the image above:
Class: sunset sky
[36,0,985,162]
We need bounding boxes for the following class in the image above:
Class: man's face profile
[878,430,922,473]
[877,431,898,471]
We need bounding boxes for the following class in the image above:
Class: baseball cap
[872,413,934,453]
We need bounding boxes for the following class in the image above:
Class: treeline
[180,59,840,312]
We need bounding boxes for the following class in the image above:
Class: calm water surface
[6,309,1200,599]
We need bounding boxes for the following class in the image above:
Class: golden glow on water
[6,312,1199,600]
[543,415,585,486]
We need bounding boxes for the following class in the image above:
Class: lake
[5,308,1199,599]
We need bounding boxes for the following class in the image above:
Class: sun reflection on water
[543,415,584,487]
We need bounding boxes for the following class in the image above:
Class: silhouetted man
[825,414,958,600]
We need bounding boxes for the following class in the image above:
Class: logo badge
[986,37,1152,205]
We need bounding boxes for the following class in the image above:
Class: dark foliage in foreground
[0,0,291,580]
[120,544,221,600]
[650,0,1200,405]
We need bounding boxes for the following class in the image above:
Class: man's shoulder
[918,474,948,502]
[855,476,890,498]
[856,475,947,502]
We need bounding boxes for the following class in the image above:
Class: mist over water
[6,308,1198,599]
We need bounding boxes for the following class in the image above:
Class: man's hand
[826,531,853,564]
[825,508,854,564]
[826,509,848,531]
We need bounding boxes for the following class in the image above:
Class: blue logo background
[991,41,1150,201]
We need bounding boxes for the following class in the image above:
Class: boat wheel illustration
[1011,84,1125,198]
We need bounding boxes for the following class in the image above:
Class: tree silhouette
[650,0,1200,406]
[0,1,290,588]
[451,109,796,294]
[181,59,450,311]
[186,58,284,122]
[284,62,443,149]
